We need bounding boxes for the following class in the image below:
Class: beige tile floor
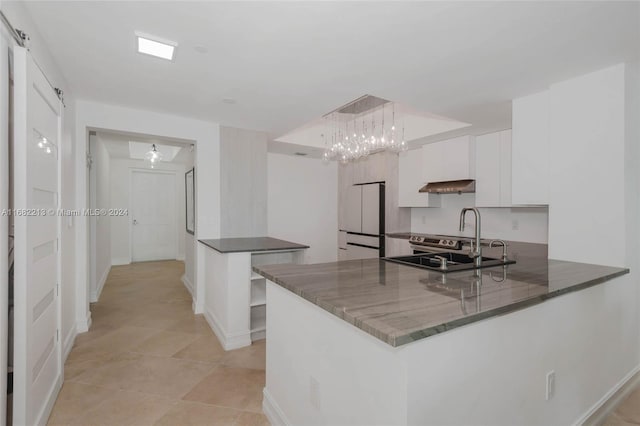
[603,386,640,425]
[48,260,269,426]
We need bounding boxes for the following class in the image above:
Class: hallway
[47,261,269,426]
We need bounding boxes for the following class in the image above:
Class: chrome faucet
[459,207,482,268]
[489,239,508,261]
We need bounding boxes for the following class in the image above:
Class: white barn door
[12,47,63,426]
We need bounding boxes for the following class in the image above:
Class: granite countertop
[199,237,309,253]
[253,258,628,347]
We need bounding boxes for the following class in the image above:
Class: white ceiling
[97,130,192,164]
[276,102,471,148]
[22,1,640,145]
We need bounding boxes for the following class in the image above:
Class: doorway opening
[86,129,195,304]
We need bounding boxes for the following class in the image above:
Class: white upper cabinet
[475,130,512,207]
[423,135,473,183]
[398,150,441,207]
[512,90,550,205]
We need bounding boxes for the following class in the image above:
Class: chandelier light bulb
[322,100,406,163]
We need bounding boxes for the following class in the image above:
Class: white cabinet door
[361,183,381,235]
[345,185,362,233]
[499,130,512,206]
[398,150,441,207]
[475,132,501,207]
[475,130,512,207]
[512,90,549,205]
[423,136,472,183]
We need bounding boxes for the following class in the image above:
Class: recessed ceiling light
[136,32,176,61]
[222,98,237,104]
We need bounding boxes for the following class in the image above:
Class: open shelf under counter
[250,304,267,341]
[250,279,266,307]
[200,237,307,351]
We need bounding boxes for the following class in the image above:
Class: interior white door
[12,47,63,426]
[131,171,177,262]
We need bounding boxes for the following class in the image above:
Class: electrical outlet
[546,370,555,401]
[421,215,426,225]
[310,376,321,410]
[512,219,519,230]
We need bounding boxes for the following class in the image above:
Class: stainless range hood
[419,179,476,194]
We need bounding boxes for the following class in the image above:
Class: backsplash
[410,194,549,244]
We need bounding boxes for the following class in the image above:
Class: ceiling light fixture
[322,95,408,164]
[144,144,164,168]
[136,32,176,61]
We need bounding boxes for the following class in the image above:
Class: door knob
[133,219,138,225]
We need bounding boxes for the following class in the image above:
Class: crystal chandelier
[144,144,163,168]
[322,95,408,164]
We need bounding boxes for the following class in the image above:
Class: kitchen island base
[263,275,637,426]
[200,237,307,351]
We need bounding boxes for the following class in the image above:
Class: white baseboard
[90,265,110,303]
[193,298,204,314]
[203,307,251,351]
[111,257,130,266]
[575,364,640,426]
[263,388,291,426]
[181,274,194,297]
[76,311,92,333]
[62,325,77,362]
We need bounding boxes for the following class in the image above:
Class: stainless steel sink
[384,251,515,273]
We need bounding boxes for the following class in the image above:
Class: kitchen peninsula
[199,237,308,350]
[254,257,628,425]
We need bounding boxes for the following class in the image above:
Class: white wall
[92,135,111,301]
[624,60,640,356]
[548,64,626,267]
[411,194,549,244]
[1,1,79,356]
[109,158,186,264]
[183,148,195,295]
[220,126,268,238]
[267,153,338,264]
